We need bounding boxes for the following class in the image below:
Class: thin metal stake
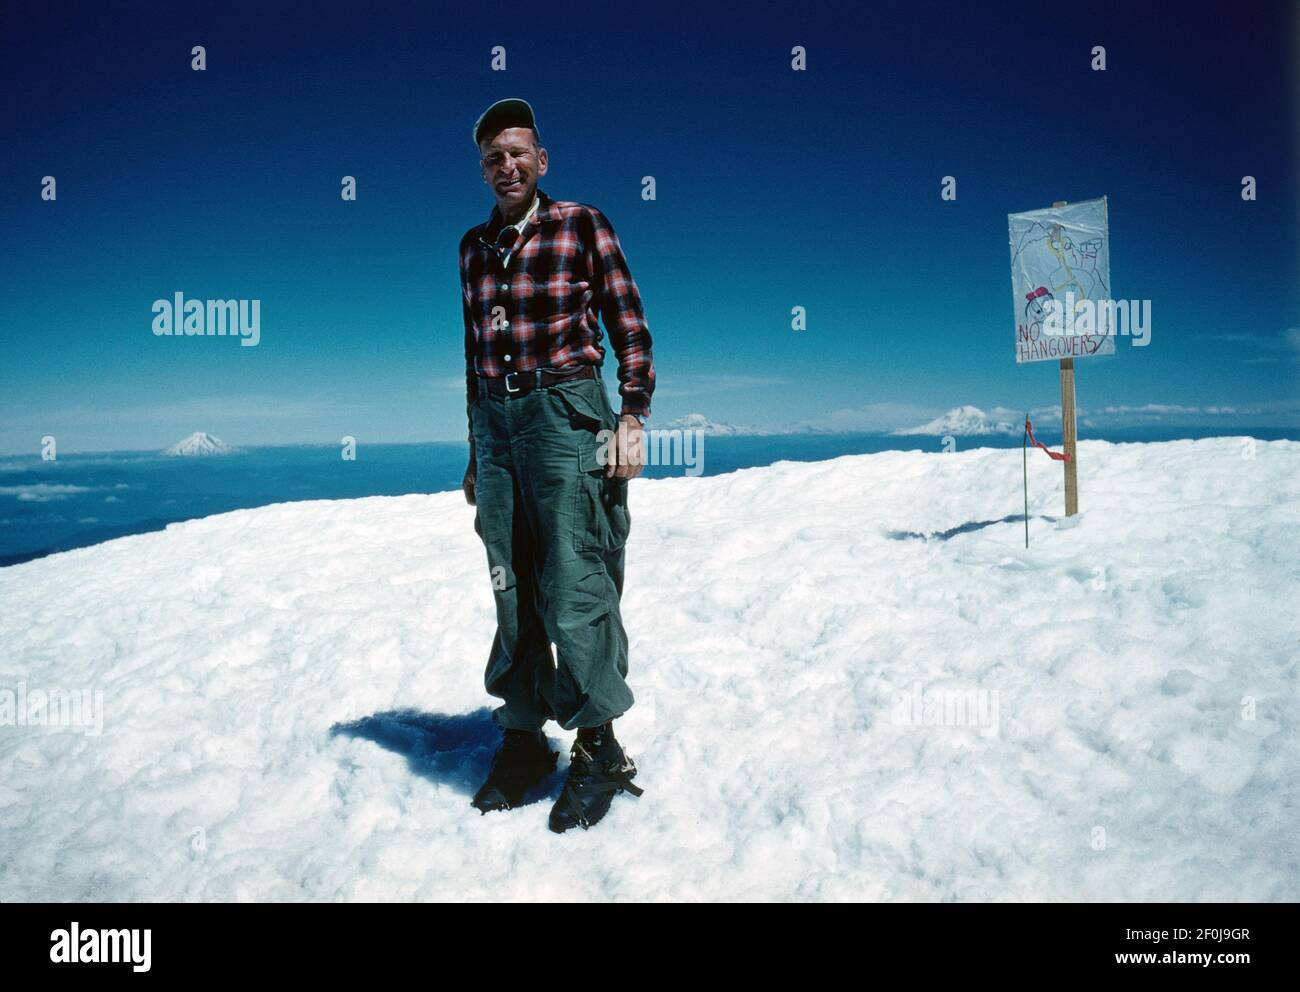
[1023,413,1030,548]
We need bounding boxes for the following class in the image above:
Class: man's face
[479,126,548,217]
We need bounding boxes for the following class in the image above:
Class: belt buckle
[504,371,522,394]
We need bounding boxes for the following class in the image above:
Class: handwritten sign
[1009,197,1114,363]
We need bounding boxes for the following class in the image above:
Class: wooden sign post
[1054,202,1079,517]
[1059,357,1079,515]
[1010,195,1110,521]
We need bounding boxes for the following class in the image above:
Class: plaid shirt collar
[481,187,562,240]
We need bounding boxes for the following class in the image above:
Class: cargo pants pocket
[574,469,630,553]
[548,378,632,554]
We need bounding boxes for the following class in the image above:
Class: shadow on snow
[329,707,564,808]
[885,513,1058,542]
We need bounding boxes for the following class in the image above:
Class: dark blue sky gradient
[1,0,1296,452]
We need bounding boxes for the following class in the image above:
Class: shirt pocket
[537,280,591,324]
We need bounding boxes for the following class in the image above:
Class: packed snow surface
[1,438,1297,901]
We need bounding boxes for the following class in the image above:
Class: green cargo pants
[470,370,634,732]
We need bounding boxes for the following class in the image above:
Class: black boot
[548,722,643,833]
[471,728,558,814]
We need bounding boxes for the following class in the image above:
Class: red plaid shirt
[459,188,656,440]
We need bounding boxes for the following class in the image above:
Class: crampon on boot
[548,723,643,833]
[471,728,558,814]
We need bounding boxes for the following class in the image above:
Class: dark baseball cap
[473,98,539,147]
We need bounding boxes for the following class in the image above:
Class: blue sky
[1,0,1296,453]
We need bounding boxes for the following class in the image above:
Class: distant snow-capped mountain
[657,413,766,436]
[891,406,1020,437]
[164,432,234,456]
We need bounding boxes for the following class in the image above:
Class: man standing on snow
[458,99,656,833]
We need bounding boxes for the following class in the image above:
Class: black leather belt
[479,363,596,398]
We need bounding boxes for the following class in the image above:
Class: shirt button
[502,320,510,329]
[502,284,510,293]
[504,354,512,362]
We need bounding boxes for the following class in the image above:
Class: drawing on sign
[1009,197,1114,363]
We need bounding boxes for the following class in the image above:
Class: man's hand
[463,441,476,506]
[605,415,645,480]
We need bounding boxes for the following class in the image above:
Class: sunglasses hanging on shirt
[479,226,522,264]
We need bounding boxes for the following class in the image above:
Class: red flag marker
[1025,417,1070,462]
